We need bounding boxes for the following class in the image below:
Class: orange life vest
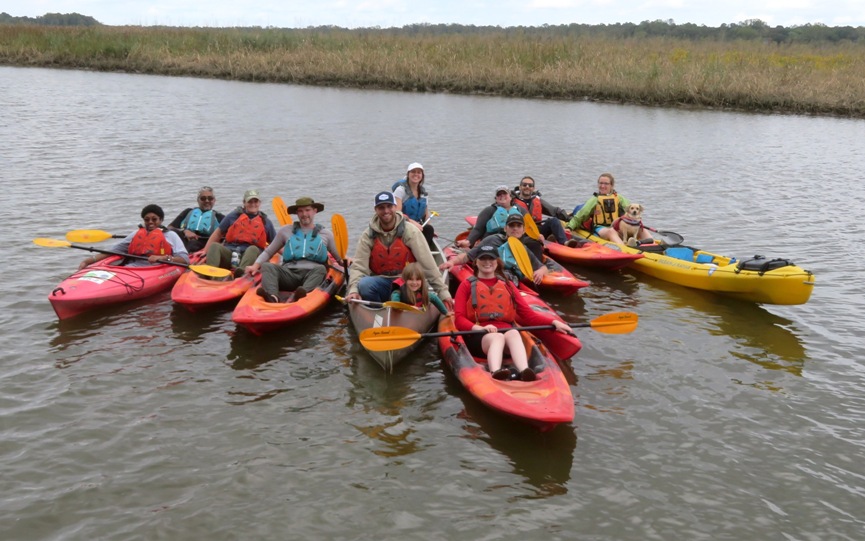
[466,276,517,324]
[128,227,173,257]
[368,222,416,276]
[513,195,543,222]
[224,213,268,249]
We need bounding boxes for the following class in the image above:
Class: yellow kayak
[575,230,815,305]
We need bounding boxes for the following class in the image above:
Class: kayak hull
[171,272,256,311]
[545,236,643,270]
[576,230,815,305]
[438,316,574,432]
[49,256,183,320]
[231,261,345,336]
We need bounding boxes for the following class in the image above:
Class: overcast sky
[8,1,865,29]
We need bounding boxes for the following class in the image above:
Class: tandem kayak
[437,315,574,432]
[444,243,582,363]
[231,260,345,335]
[455,229,588,297]
[49,256,183,320]
[575,230,816,305]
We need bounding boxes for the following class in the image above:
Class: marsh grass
[2,25,864,117]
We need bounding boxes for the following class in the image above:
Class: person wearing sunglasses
[167,186,226,253]
[567,173,653,245]
[78,204,189,270]
[511,176,572,245]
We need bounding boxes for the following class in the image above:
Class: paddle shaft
[420,322,591,339]
[71,243,192,270]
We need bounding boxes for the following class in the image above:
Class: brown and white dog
[613,203,644,247]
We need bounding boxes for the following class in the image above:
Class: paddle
[644,226,684,247]
[66,230,125,243]
[421,210,439,227]
[522,214,542,241]
[331,213,349,285]
[359,311,639,351]
[335,295,424,313]
[271,197,293,227]
[507,236,534,279]
[33,238,231,278]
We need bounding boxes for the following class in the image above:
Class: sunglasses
[520,183,534,187]
[598,182,611,186]
[199,196,215,201]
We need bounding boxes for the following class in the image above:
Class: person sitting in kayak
[453,245,574,381]
[78,204,189,270]
[392,162,435,246]
[567,173,653,246]
[441,212,548,286]
[457,184,543,256]
[345,191,453,309]
[245,196,342,304]
[389,262,449,315]
[511,175,572,245]
[167,186,225,253]
[202,189,277,277]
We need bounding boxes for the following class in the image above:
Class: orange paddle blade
[359,326,423,351]
[331,214,348,260]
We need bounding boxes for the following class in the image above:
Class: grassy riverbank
[2,25,864,117]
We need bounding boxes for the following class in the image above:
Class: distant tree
[0,12,101,26]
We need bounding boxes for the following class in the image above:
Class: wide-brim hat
[287,196,324,214]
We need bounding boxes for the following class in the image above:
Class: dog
[613,203,645,247]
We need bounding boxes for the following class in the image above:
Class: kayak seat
[665,247,695,261]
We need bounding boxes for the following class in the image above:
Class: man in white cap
[345,191,452,308]
[203,189,277,277]
[245,196,342,303]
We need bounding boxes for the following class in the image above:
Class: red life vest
[225,213,268,249]
[466,276,517,324]
[513,195,543,222]
[368,222,416,276]
[128,227,173,257]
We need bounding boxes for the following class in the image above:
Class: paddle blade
[382,301,424,313]
[588,311,639,334]
[188,264,232,279]
[66,229,116,243]
[359,326,423,351]
[332,214,348,260]
[507,236,533,279]
[272,197,293,227]
[33,238,72,248]
[522,214,541,241]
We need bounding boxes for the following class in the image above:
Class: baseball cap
[406,162,424,173]
[495,184,510,195]
[374,191,397,207]
[243,189,260,203]
[476,245,498,259]
[506,213,525,225]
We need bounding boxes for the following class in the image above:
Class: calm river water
[2,66,864,540]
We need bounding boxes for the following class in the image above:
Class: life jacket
[128,227,173,257]
[391,179,428,222]
[179,208,218,235]
[485,205,510,235]
[513,195,543,222]
[224,212,268,249]
[466,276,517,324]
[282,223,328,264]
[368,221,416,276]
[492,236,523,279]
[592,194,621,228]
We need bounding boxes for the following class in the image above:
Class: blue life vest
[494,236,523,279]
[485,205,510,234]
[391,179,428,222]
[282,223,328,264]
[180,208,218,235]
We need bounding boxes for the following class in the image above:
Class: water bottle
[230,251,240,268]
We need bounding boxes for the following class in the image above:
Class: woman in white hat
[392,162,434,246]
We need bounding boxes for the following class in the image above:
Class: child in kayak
[390,262,449,315]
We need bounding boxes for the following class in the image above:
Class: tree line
[2,12,863,44]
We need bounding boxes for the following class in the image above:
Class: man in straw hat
[245,196,342,303]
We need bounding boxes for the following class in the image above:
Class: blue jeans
[540,218,567,244]
[357,276,395,303]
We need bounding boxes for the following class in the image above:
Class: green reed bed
[2,25,864,117]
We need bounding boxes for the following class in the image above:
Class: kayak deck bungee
[574,229,816,305]
[231,258,345,336]
[49,255,183,320]
[443,243,582,363]
[437,315,574,432]
[350,236,450,372]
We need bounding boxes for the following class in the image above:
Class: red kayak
[170,252,275,312]
[466,215,642,271]
[231,259,345,336]
[455,229,587,297]
[49,256,183,320]
[444,243,582,363]
[437,315,574,432]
